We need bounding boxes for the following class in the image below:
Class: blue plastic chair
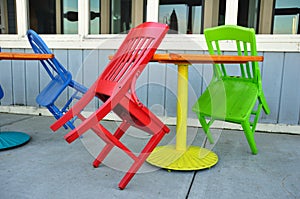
[27,30,88,129]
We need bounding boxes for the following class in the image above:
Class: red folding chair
[50,22,170,189]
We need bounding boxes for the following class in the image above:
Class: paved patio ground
[0,113,299,199]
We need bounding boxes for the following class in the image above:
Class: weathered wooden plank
[25,49,40,106]
[260,52,284,123]
[278,53,300,125]
[12,49,26,105]
[148,50,167,116]
[0,49,13,105]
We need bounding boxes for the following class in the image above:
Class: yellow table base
[146,64,218,170]
[147,145,218,170]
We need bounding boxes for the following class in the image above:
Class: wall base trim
[1,106,299,135]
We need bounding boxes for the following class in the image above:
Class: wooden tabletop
[151,53,264,64]
[109,53,264,64]
[0,52,54,60]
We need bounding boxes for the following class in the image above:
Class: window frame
[0,0,299,52]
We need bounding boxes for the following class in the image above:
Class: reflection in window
[29,0,56,34]
[0,0,17,34]
[29,0,78,34]
[111,0,132,34]
[159,0,203,34]
[273,0,300,34]
[237,0,260,32]
[90,0,101,34]
[63,1,79,34]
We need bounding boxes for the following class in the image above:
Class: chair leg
[93,121,130,168]
[251,103,262,133]
[259,93,270,115]
[241,121,258,155]
[197,113,214,144]
[118,130,167,190]
[48,105,75,129]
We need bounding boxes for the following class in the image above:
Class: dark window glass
[0,0,17,34]
[158,0,203,34]
[237,0,260,32]
[29,0,56,34]
[111,0,132,34]
[29,0,78,34]
[218,0,226,26]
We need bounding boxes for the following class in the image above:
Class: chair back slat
[105,38,138,81]
[99,23,168,92]
[243,41,254,79]
[205,25,259,83]
[115,37,154,82]
[214,41,227,77]
[236,40,246,78]
[109,37,147,82]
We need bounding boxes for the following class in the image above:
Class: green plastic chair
[192,25,270,154]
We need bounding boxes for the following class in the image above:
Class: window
[273,0,300,34]
[218,0,226,26]
[88,0,145,34]
[237,0,260,32]
[1,0,300,38]
[90,0,101,34]
[63,1,79,34]
[111,0,132,33]
[158,0,203,34]
[0,0,17,34]
[29,0,78,34]
[202,0,224,30]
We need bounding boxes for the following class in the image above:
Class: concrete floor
[0,113,299,199]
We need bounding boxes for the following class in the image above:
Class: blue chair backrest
[27,29,71,82]
[0,85,4,100]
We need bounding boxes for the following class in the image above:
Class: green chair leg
[259,93,270,115]
[197,114,214,144]
[241,121,258,155]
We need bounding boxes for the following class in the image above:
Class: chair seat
[192,78,258,122]
[36,74,71,106]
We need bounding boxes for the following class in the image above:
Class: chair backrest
[27,30,71,82]
[204,25,259,83]
[96,22,169,97]
[27,30,87,130]
[0,85,3,100]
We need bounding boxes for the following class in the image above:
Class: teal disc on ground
[0,131,31,150]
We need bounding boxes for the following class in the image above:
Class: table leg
[176,64,188,151]
[147,64,218,170]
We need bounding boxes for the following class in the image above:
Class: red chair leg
[118,130,167,190]
[93,121,130,167]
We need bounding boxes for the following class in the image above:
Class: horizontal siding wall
[0,48,300,126]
